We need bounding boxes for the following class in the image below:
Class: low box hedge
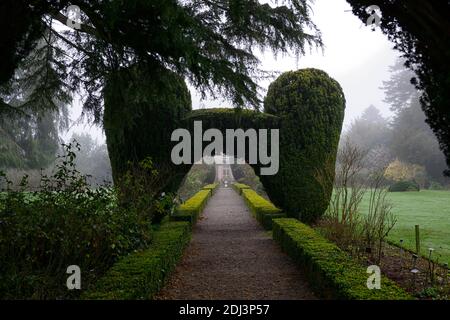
[232,183,251,195]
[202,183,219,195]
[272,218,412,300]
[82,221,191,300]
[170,189,211,225]
[388,180,420,192]
[240,188,285,230]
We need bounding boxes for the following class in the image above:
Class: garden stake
[399,239,404,270]
[444,263,449,287]
[415,225,420,254]
[426,248,434,285]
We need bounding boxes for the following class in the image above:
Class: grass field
[359,190,450,264]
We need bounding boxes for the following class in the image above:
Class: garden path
[155,187,316,300]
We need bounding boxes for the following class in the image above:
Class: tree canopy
[1,0,321,121]
[0,33,69,169]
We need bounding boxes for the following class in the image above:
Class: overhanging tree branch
[48,11,98,37]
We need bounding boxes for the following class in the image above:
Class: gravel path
[155,187,316,300]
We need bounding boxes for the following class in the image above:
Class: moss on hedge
[272,218,413,300]
[239,187,286,230]
[82,221,191,300]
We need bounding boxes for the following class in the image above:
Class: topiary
[262,68,345,223]
[104,67,345,225]
[388,180,420,192]
[103,64,192,195]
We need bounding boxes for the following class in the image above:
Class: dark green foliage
[263,69,345,223]
[272,218,412,300]
[117,157,177,225]
[1,0,321,114]
[183,108,280,134]
[82,221,191,300]
[83,183,217,300]
[346,0,450,176]
[106,68,344,225]
[388,181,420,192]
[181,108,280,174]
[0,142,153,299]
[103,65,192,195]
[0,0,47,87]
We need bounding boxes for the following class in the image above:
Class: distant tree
[345,105,390,151]
[382,59,447,182]
[381,59,419,113]
[0,31,70,170]
[365,145,391,171]
[0,103,64,170]
[70,133,112,185]
[346,0,450,176]
[389,103,447,182]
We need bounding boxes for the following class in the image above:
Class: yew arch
[104,67,345,223]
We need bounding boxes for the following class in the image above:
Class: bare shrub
[316,138,367,254]
[316,138,398,264]
[363,170,397,264]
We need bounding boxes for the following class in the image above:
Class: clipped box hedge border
[232,183,251,195]
[83,183,217,300]
[82,221,191,300]
[170,187,213,225]
[202,183,219,195]
[272,218,413,300]
[234,184,286,230]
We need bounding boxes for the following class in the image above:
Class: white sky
[64,0,402,143]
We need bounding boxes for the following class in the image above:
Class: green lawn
[359,190,450,264]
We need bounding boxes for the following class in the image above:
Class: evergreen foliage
[263,69,345,223]
[273,218,412,299]
[0,34,70,170]
[103,65,192,193]
[1,0,321,118]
